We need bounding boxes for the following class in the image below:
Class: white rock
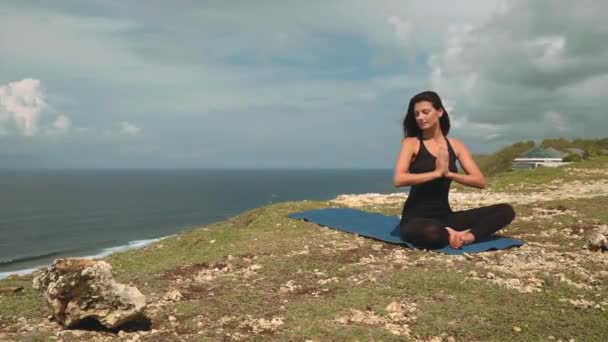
[32,258,146,329]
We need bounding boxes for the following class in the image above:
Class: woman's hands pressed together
[434,144,450,178]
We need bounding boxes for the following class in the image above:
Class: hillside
[1,157,608,341]
[473,140,535,176]
[474,138,608,176]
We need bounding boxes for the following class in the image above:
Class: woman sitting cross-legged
[393,90,515,249]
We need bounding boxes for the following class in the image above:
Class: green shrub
[563,153,582,162]
[475,140,535,176]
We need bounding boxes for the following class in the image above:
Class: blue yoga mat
[288,207,525,255]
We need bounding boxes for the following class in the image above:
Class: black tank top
[400,134,458,222]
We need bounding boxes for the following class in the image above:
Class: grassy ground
[1,158,608,341]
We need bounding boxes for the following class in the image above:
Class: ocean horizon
[0,168,408,279]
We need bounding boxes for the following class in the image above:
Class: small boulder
[587,225,608,251]
[32,258,146,329]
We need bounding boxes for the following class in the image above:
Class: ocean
[0,169,407,278]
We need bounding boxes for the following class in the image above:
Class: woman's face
[414,101,443,130]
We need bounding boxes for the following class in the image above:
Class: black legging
[400,203,516,249]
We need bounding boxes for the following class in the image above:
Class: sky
[1,0,607,169]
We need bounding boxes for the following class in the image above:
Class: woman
[393,90,515,249]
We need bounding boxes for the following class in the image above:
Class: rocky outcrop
[587,225,608,251]
[32,258,146,329]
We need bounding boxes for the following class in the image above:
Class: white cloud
[428,0,608,146]
[0,1,503,115]
[0,78,47,136]
[0,79,80,138]
[524,35,567,72]
[450,110,504,140]
[0,1,605,166]
[53,115,71,131]
[119,121,141,135]
[387,16,411,44]
[44,114,71,135]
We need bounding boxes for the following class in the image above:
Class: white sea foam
[0,236,172,280]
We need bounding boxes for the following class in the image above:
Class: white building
[512,147,570,169]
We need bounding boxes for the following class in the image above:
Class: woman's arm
[393,138,443,187]
[395,170,443,187]
[446,138,486,189]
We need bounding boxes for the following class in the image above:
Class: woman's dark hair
[402,90,451,138]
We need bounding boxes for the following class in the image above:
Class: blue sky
[1,0,607,168]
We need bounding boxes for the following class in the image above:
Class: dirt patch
[174,324,199,336]
[277,278,340,298]
[213,315,285,341]
[160,261,232,281]
[558,297,608,310]
[346,270,383,286]
[325,245,380,264]
[297,238,410,267]
[570,222,598,234]
[229,210,259,228]
[159,252,272,283]
[565,168,608,177]
[179,284,224,300]
[333,300,418,337]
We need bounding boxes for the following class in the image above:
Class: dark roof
[518,147,565,158]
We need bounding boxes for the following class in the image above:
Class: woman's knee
[495,203,516,223]
[400,218,448,248]
[422,224,449,248]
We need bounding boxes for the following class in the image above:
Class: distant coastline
[0,236,171,280]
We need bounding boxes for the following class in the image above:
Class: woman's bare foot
[445,227,476,249]
[445,227,462,249]
[458,229,476,247]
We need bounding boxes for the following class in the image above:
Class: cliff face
[1,157,608,341]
